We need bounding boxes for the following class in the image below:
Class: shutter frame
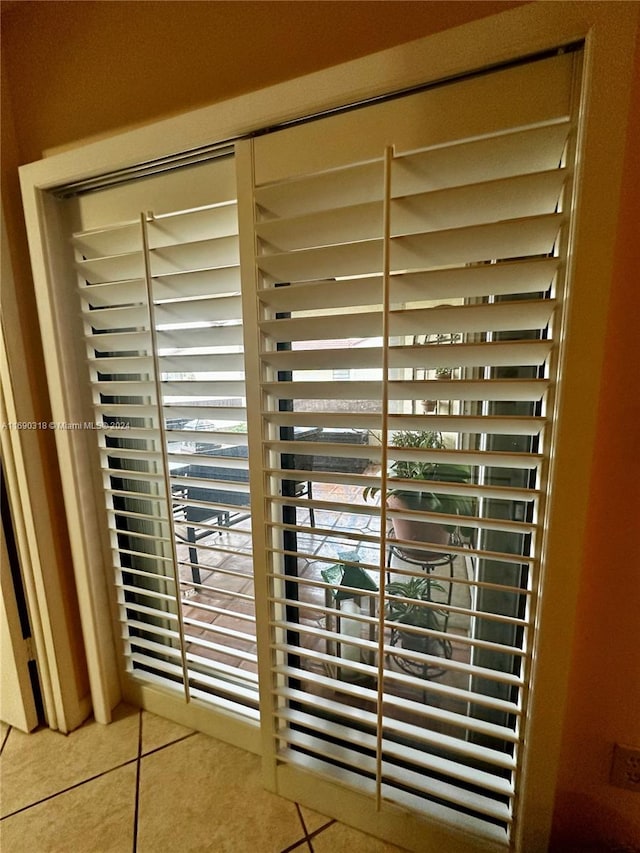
[246,48,583,842]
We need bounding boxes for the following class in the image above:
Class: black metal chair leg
[307,480,315,526]
[187,525,201,585]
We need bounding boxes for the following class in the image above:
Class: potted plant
[386,575,452,672]
[364,429,475,559]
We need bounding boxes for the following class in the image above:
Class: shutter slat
[94,378,156,395]
[256,200,383,252]
[389,339,552,370]
[265,467,539,504]
[259,239,382,283]
[86,330,152,352]
[147,202,238,247]
[79,278,146,307]
[388,378,549,403]
[387,445,542,469]
[265,410,545,437]
[265,411,382,430]
[390,256,558,303]
[73,222,141,258]
[258,276,382,312]
[108,510,170,532]
[262,345,381,372]
[113,563,174,584]
[264,339,551,373]
[161,404,247,422]
[260,311,381,342]
[122,621,178,642]
[157,324,244,350]
[259,298,554,343]
[149,235,239,275]
[161,379,246,398]
[265,439,377,461]
[262,380,382,400]
[390,298,555,336]
[83,304,149,331]
[167,430,247,448]
[95,403,157,418]
[153,294,242,326]
[153,266,241,300]
[391,213,563,271]
[255,161,384,218]
[89,355,154,375]
[391,169,566,236]
[270,537,535,568]
[391,121,571,196]
[76,251,145,285]
[182,632,258,666]
[268,440,541,483]
[262,378,547,404]
[387,413,545,436]
[99,446,163,465]
[159,352,246,374]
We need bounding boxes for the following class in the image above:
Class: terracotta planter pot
[388,493,450,562]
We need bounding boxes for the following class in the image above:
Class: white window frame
[18,4,637,850]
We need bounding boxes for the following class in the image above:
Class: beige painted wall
[1,1,638,846]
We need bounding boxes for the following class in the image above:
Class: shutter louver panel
[74,155,259,718]
[255,168,565,252]
[249,49,580,842]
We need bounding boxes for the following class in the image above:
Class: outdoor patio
[171,476,476,742]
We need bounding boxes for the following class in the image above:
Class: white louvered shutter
[243,49,581,842]
[74,155,259,718]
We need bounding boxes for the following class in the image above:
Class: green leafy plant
[386,575,453,666]
[386,576,446,630]
[362,430,475,534]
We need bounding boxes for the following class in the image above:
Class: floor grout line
[279,837,313,853]
[141,730,198,759]
[0,725,12,755]
[294,802,308,836]
[0,722,197,825]
[132,709,143,853]
[307,819,336,843]
[0,756,139,821]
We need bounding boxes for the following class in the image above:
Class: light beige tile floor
[0,706,409,852]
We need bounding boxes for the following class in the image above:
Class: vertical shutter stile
[140,209,193,700]
[249,50,581,844]
[375,145,394,810]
